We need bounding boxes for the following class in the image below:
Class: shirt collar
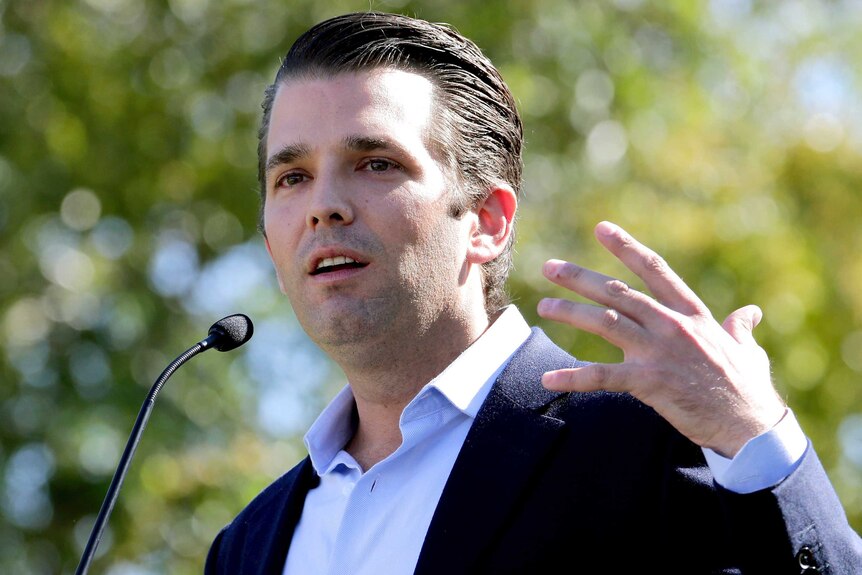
[424,305,531,418]
[303,305,533,474]
[304,385,357,474]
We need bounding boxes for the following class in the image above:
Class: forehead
[265,69,437,157]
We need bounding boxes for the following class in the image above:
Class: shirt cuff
[702,408,809,494]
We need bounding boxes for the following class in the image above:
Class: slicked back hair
[258,12,523,315]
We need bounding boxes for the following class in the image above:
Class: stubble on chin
[298,295,397,357]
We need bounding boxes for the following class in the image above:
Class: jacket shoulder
[502,326,666,424]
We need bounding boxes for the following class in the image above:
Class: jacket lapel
[249,456,318,575]
[414,328,583,575]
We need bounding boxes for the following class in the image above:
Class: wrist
[711,399,787,458]
[703,407,808,493]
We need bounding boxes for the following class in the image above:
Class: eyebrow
[265,143,312,177]
[342,135,399,154]
[265,135,411,178]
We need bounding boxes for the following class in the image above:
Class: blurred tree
[0,0,860,573]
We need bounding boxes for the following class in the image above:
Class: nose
[307,175,354,229]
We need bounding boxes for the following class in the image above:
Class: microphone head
[207,314,254,352]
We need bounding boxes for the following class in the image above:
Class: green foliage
[1,0,860,572]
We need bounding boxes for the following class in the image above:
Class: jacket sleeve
[720,443,862,573]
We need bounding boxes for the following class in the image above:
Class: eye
[275,171,308,188]
[360,158,401,173]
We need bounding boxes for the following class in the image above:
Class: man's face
[262,69,476,353]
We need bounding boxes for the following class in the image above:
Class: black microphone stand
[74,316,250,575]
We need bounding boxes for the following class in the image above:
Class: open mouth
[310,256,368,276]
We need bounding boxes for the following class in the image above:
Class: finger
[537,297,647,349]
[542,259,668,329]
[721,304,763,345]
[542,363,633,393]
[593,221,707,316]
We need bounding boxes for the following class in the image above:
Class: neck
[337,307,491,471]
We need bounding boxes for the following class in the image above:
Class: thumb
[722,304,763,345]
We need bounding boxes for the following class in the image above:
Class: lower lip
[309,265,369,284]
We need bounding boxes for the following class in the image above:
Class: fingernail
[541,373,557,389]
[595,221,616,237]
[537,298,551,314]
[543,259,562,274]
[542,372,569,391]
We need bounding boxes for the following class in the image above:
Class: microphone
[202,313,255,351]
[75,314,254,575]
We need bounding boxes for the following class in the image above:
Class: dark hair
[258,12,523,314]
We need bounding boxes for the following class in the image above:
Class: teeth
[317,256,356,270]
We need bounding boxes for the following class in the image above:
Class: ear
[263,234,287,294]
[466,184,517,265]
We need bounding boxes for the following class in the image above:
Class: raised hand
[538,221,787,458]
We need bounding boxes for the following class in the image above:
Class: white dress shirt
[283,306,807,574]
[283,307,532,575]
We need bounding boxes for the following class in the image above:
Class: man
[207,12,861,574]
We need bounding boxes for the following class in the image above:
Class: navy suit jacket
[206,328,862,574]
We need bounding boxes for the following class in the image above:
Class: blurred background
[1,0,861,572]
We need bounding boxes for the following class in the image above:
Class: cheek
[264,217,302,279]
[401,211,468,271]
[264,201,302,245]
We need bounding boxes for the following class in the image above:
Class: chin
[302,306,393,349]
